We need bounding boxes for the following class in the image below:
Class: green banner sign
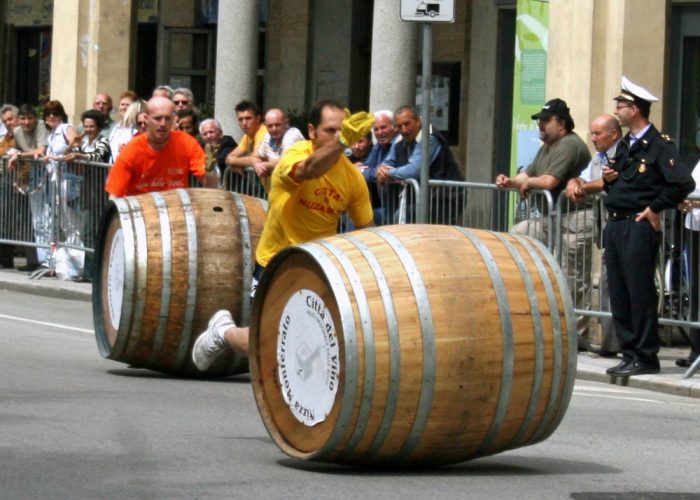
[510,0,549,176]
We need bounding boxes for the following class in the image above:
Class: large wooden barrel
[93,188,266,376]
[249,224,576,466]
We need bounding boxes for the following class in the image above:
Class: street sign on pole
[400,0,455,23]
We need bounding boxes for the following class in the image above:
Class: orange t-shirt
[105,131,206,197]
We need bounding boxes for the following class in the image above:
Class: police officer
[602,77,695,376]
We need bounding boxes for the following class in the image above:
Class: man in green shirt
[496,98,592,348]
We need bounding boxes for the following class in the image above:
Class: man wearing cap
[496,98,591,346]
[603,77,695,376]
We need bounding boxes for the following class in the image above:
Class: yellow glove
[339,109,375,147]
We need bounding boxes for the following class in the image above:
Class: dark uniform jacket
[605,124,695,213]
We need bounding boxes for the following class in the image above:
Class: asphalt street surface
[1,290,699,499]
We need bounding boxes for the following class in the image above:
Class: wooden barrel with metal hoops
[93,188,267,377]
[249,224,576,466]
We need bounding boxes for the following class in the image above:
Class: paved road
[1,290,699,499]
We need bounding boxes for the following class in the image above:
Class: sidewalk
[1,267,698,398]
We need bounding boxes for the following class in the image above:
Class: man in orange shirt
[105,97,218,198]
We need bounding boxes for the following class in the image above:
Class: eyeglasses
[173,100,189,105]
[46,111,61,117]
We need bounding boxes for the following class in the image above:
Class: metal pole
[418,23,432,224]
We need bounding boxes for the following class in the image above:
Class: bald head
[264,108,289,141]
[147,96,175,115]
[146,96,175,149]
[94,92,113,116]
[590,114,622,153]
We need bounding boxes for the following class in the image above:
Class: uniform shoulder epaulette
[660,133,674,143]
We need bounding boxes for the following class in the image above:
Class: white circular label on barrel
[107,228,125,329]
[277,289,340,427]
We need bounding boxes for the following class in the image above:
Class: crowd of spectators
[1,87,459,283]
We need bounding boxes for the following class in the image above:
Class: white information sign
[277,289,340,427]
[400,0,455,23]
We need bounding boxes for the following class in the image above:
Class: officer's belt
[607,210,639,221]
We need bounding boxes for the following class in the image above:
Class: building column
[215,0,259,140]
[50,0,132,124]
[547,0,668,132]
[546,0,594,140]
[368,0,418,113]
[464,0,499,183]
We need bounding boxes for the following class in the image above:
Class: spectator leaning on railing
[565,114,623,357]
[496,98,591,349]
[225,100,268,177]
[0,104,20,269]
[5,104,47,272]
[199,118,237,180]
[251,108,305,192]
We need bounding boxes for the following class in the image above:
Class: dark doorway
[14,27,52,105]
[493,7,516,177]
[134,24,158,99]
[668,5,700,158]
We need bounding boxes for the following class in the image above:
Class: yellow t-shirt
[238,125,268,155]
[255,140,373,267]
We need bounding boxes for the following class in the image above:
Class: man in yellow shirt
[224,100,268,176]
[192,100,374,370]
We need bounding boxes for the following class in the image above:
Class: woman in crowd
[136,109,148,134]
[64,109,112,282]
[66,109,111,164]
[38,100,79,272]
[117,90,138,119]
[109,99,146,162]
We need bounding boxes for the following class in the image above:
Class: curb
[576,363,700,399]
[0,274,91,302]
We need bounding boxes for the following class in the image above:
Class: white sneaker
[192,310,236,371]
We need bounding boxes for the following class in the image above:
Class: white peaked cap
[615,76,659,105]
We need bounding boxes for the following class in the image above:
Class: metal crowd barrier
[417,179,698,377]
[4,157,697,375]
[220,167,423,231]
[0,155,110,279]
[222,167,268,200]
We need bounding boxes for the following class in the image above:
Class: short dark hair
[18,104,37,118]
[81,109,105,129]
[308,99,345,127]
[176,108,199,127]
[235,100,261,117]
[635,103,651,120]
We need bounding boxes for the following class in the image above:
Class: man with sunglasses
[602,77,695,377]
